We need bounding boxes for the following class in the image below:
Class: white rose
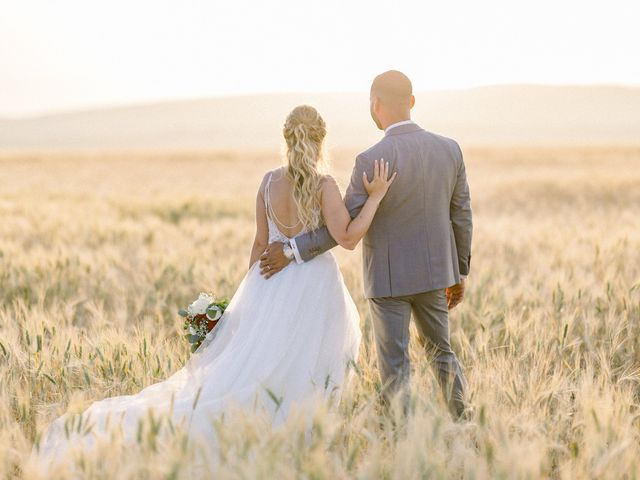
[188,293,214,316]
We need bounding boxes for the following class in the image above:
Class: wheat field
[1,146,639,479]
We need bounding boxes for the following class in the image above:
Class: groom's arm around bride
[264,122,472,301]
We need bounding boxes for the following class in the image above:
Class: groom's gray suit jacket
[294,122,472,299]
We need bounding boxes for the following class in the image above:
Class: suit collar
[384,119,414,133]
[384,122,423,137]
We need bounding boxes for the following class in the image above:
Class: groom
[259,70,472,419]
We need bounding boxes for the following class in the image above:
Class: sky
[1,0,639,117]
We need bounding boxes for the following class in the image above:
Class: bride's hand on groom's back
[363,159,397,201]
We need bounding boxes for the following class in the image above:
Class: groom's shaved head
[369,70,415,130]
[371,70,413,107]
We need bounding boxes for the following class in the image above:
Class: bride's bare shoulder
[271,166,287,177]
[320,174,342,200]
[259,166,285,189]
[321,174,341,187]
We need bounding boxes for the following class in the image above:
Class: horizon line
[3,81,640,121]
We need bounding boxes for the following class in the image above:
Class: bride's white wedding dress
[31,174,362,468]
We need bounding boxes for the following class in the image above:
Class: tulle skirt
[30,251,362,470]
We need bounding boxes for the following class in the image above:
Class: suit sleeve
[450,143,473,276]
[292,152,371,263]
[291,225,337,262]
[344,152,371,219]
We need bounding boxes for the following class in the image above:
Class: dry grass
[1,146,639,479]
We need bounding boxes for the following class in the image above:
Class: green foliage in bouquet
[179,293,230,352]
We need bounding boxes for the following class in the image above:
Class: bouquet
[179,292,229,352]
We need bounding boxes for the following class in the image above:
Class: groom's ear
[370,94,379,111]
[409,95,415,109]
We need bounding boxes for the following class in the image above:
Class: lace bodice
[264,172,308,243]
[267,215,294,243]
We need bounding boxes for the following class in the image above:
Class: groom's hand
[259,242,291,279]
[446,278,466,310]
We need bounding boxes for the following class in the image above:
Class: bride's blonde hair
[282,105,327,231]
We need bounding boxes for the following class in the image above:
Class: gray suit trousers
[369,288,467,418]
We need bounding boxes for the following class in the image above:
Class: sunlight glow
[1,0,639,116]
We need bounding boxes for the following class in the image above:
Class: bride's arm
[249,175,269,270]
[321,159,396,250]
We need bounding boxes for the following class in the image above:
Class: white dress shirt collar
[384,119,415,134]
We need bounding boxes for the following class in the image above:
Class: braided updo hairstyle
[282,105,327,231]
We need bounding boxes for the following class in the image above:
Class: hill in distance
[1,85,639,151]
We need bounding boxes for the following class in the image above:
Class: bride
[32,105,396,467]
